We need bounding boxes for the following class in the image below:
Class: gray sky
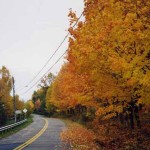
[0,0,84,101]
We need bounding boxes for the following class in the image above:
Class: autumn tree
[45,85,57,116]
[25,100,34,116]
[32,73,55,115]
[0,66,13,125]
[44,1,150,148]
[15,95,24,110]
[34,99,41,113]
[47,0,150,130]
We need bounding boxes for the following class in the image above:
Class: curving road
[0,115,66,150]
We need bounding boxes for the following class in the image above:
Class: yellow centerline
[14,118,48,150]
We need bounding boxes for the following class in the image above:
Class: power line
[26,33,69,86]
[17,12,83,93]
[21,50,67,95]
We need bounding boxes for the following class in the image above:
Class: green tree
[32,73,55,115]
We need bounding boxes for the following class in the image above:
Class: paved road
[0,115,66,150]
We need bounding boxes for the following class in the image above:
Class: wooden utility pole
[12,77,16,123]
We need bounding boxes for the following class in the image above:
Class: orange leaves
[68,9,78,25]
[60,124,99,150]
[48,1,150,149]
[95,107,104,116]
[126,78,137,86]
[78,21,83,28]
[35,99,41,110]
[46,0,150,120]
[68,10,77,19]
[68,27,74,35]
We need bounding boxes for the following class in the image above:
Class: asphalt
[0,115,66,150]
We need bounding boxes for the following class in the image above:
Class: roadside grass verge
[0,115,33,139]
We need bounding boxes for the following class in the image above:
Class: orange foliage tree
[47,0,150,128]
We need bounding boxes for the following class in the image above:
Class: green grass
[0,115,33,139]
[4,119,15,126]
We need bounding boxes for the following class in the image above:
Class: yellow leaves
[136,32,145,40]
[25,100,34,115]
[27,100,34,110]
[109,56,130,72]
[140,71,150,87]
[15,95,24,110]
[141,6,149,14]
[96,104,124,120]
[133,21,143,30]
[123,71,132,79]
[0,66,14,116]
[124,12,137,27]
[96,105,117,118]
[46,0,150,117]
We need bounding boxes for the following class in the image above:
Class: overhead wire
[26,33,69,86]
[22,50,67,95]
[25,12,83,87]
[16,33,70,93]
[17,12,83,93]
[20,12,83,95]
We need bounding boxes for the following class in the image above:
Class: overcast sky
[0,0,84,101]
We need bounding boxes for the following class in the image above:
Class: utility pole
[12,77,16,123]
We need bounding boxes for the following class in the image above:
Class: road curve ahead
[0,115,66,150]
